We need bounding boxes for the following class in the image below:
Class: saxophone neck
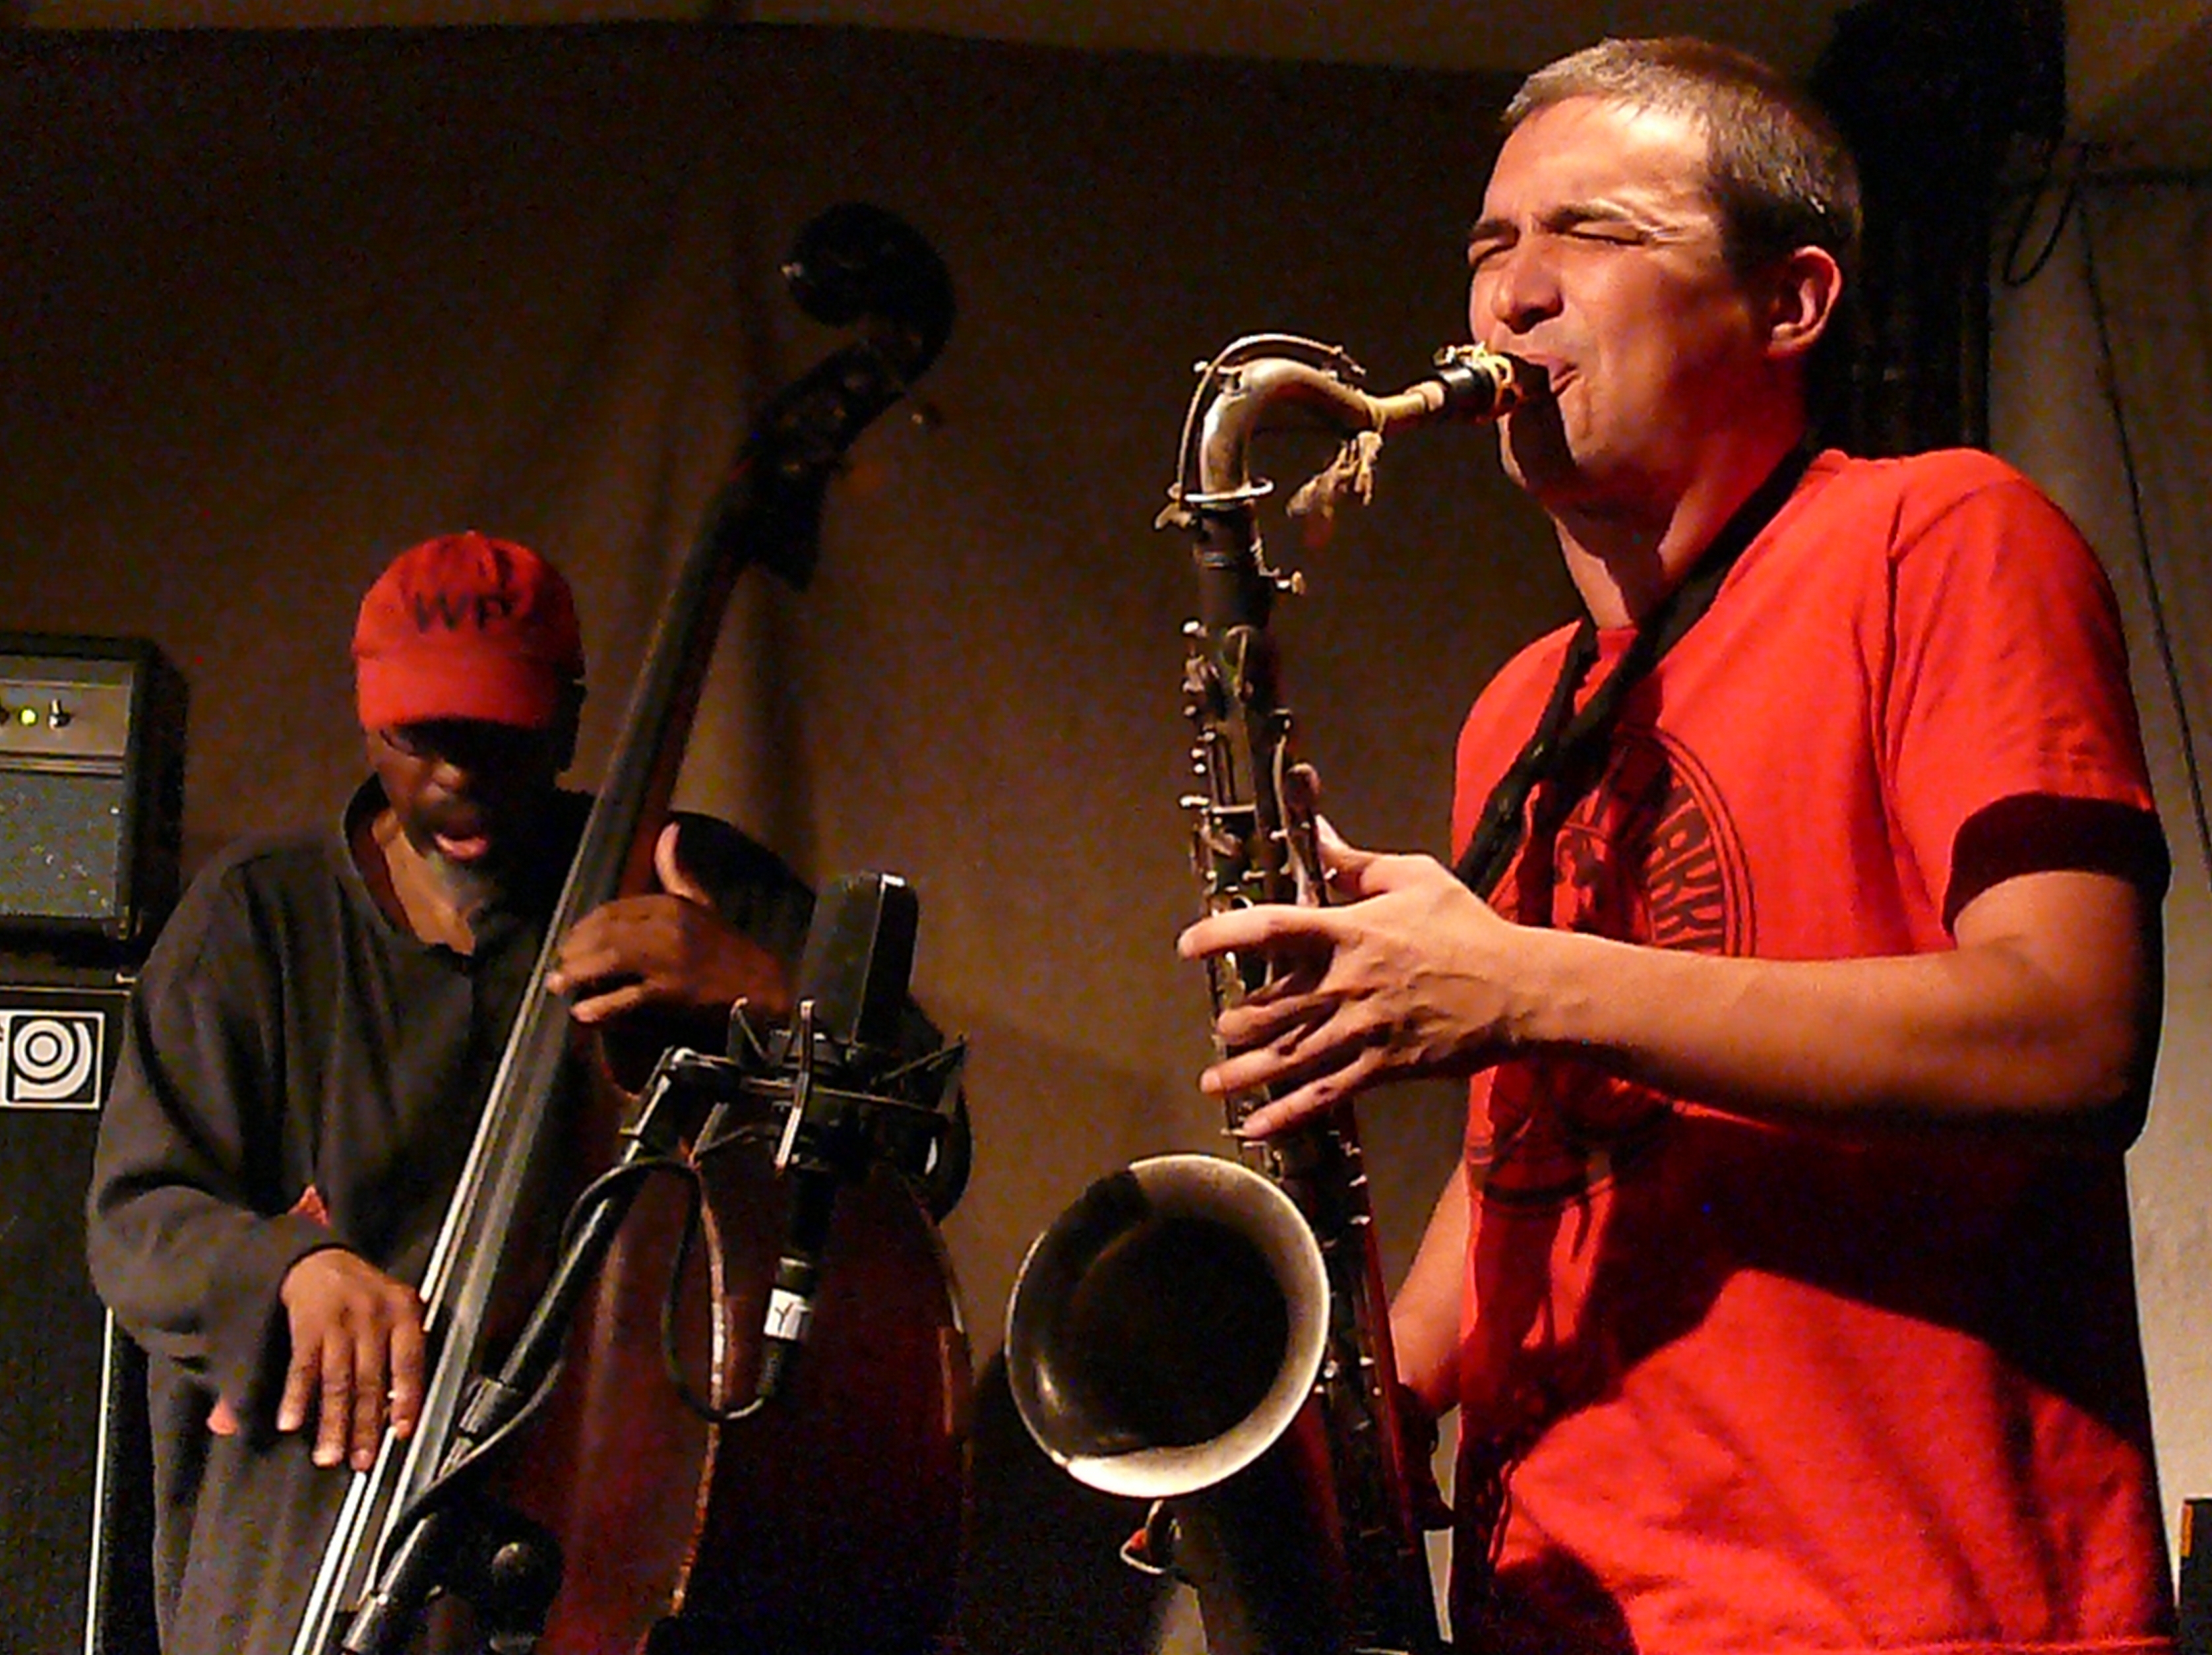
[1160,333,1531,534]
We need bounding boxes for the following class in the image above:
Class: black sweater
[85,782,811,1655]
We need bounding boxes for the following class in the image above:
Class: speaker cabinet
[0,962,157,1655]
[0,636,187,948]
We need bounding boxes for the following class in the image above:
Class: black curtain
[1810,0,2066,456]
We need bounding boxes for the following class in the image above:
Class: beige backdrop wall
[1990,179,2212,1584]
[2,22,1556,1646]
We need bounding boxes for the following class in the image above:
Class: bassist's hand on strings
[549,821,794,1026]
[276,1247,427,1472]
[1177,818,1529,1137]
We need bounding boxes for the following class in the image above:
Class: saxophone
[1004,334,1529,1655]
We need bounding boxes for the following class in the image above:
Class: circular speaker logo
[0,1010,104,1108]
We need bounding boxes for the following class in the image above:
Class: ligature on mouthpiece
[1428,343,1536,423]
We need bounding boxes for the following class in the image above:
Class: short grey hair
[1507,36,1862,285]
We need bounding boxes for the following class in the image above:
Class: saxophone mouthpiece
[1430,344,1538,422]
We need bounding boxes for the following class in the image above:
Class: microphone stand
[334,1030,963,1655]
[336,1048,716,1654]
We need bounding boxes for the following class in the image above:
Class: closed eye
[1467,210,1649,269]
[1465,219,1512,270]
[1549,207,1649,246]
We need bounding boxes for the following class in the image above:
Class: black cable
[2077,186,2212,884]
[383,1158,695,1538]
[1998,137,2077,288]
[654,1142,772,1426]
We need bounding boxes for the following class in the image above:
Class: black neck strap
[1454,446,1815,901]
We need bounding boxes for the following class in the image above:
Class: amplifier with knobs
[0,635,187,948]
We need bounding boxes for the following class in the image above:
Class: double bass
[290,204,969,1655]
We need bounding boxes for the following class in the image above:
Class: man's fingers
[550,898,673,983]
[1233,1046,1384,1138]
[1213,984,1324,1052]
[315,1338,354,1468]
[388,1319,427,1441]
[1226,951,1329,1011]
[1315,815,1374,869]
[1179,902,1336,962]
[277,1250,425,1467]
[1202,1002,1341,1096]
[552,896,718,1012]
[546,922,635,998]
[1316,825,1396,898]
[351,1328,390,1471]
[654,821,714,908]
[1229,1082,1328,1139]
[567,980,654,1026]
[277,1343,317,1435]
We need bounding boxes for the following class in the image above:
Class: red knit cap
[352,532,584,731]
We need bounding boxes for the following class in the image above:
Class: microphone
[753,871,920,1401]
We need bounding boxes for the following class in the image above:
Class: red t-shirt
[1446,450,2174,1654]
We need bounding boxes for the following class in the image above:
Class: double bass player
[86,532,810,1654]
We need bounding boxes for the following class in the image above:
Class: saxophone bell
[1003,1154,1330,1501]
[1004,1154,1361,1655]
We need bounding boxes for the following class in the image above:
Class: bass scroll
[1005,334,1527,1655]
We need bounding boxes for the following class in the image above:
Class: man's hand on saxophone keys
[1176,817,1533,1135]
